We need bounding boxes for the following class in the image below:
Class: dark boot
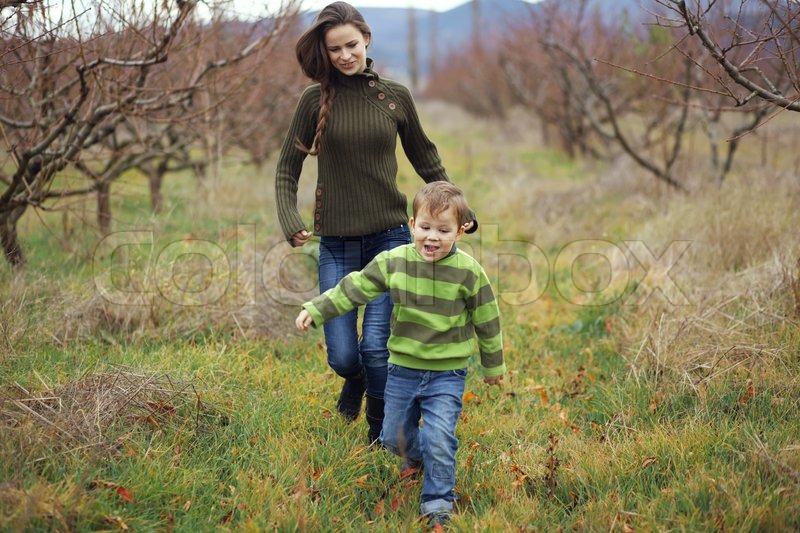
[337,368,367,421]
[365,395,384,445]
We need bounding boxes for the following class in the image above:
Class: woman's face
[325,23,369,76]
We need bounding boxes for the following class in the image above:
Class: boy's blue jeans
[317,225,411,399]
[380,363,467,516]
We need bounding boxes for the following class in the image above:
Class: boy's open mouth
[424,244,439,254]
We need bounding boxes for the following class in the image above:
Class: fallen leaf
[641,457,658,469]
[510,464,530,488]
[390,496,402,511]
[538,388,549,406]
[559,410,577,431]
[146,401,176,415]
[115,486,135,503]
[356,474,369,487]
[739,379,756,405]
[648,398,657,413]
[373,499,385,516]
[129,415,159,429]
[463,391,479,403]
[465,454,475,470]
[183,500,192,512]
[104,515,130,531]
[172,444,182,468]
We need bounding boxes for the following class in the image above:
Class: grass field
[1,102,799,531]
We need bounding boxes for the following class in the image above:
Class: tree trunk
[407,7,418,92]
[148,159,168,214]
[0,206,27,269]
[97,181,112,235]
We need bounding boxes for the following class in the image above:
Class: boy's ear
[408,216,415,231]
[455,224,466,240]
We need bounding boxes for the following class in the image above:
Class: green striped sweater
[274,59,455,243]
[303,244,505,377]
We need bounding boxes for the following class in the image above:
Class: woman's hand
[296,309,313,331]
[291,229,312,247]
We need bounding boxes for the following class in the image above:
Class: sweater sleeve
[275,85,319,245]
[467,264,505,377]
[395,83,449,184]
[394,83,479,232]
[303,252,390,327]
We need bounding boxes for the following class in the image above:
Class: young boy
[295,181,504,526]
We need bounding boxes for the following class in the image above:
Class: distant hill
[301,0,650,87]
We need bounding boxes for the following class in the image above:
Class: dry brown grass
[48,231,314,344]
[0,366,211,460]
[610,172,800,389]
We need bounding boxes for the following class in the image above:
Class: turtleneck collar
[332,57,379,88]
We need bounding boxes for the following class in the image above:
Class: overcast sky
[295,0,474,11]
[220,0,539,18]
[56,1,541,25]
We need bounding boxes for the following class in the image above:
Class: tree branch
[673,0,800,111]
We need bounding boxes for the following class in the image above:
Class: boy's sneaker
[426,511,451,530]
[399,458,423,479]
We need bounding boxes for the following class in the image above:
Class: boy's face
[409,205,465,262]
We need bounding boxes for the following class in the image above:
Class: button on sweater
[302,244,505,377]
[275,59,454,244]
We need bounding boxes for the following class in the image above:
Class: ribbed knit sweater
[303,244,505,377]
[275,59,454,244]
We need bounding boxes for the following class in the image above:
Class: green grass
[1,103,799,531]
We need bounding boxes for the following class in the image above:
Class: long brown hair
[294,2,371,155]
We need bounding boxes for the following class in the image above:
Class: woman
[275,1,476,443]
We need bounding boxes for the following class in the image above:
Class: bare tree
[639,0,796,183]
[500,7,601,159]
[0,0,300,268]
[500,0,692,191]
[427,10,438,78]
[657,0,800,112]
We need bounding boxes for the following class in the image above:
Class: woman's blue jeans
[317,225,411,399]
[380,364,467,516]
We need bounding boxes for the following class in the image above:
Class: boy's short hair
[412,181,470,225]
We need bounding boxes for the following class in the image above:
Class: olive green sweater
[275,60,454,244]
[303,244,505,377]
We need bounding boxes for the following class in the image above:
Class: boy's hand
[483,375,503,386]
[295,309,313,331]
